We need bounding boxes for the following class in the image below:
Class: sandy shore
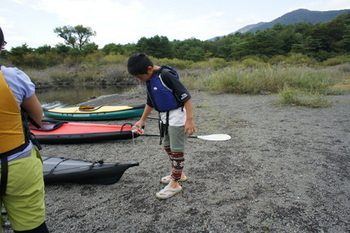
[4,90,350,233]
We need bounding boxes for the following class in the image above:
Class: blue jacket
[146,66,190,112]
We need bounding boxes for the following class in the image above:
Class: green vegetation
[278,87,333,108]
[2,12,350,66]
[8,53,347,108]
[1,51,349,108]
[181,64,347,108]
[1,13,350,108]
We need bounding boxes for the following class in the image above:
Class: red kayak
[30,120,140,144]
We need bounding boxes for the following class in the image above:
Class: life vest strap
[0,142,29,196]
[0,156,8,196]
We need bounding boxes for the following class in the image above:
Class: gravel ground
[3,90,350,233]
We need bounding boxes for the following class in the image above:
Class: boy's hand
[184,120,195,136]
[132,120,145,134]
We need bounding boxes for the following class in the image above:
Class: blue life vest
[146,65,180,112]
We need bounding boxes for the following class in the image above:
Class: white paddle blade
[196,134,231,141]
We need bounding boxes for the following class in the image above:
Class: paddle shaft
[140,133,198,138]
[139,133,231,141]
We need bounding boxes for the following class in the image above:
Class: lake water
[36,86,136,109]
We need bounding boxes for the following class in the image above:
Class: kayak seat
[78,106,102,111]
[29,120,67,131]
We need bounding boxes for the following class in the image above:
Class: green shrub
[63,55,84,67]
[281,67,336,94]
[200,67,241,93]
[84,51,104,64]
[185,65,337,95]
[50,72,75,85]
[192,58,230,70]
[278,87,332,108]
[271,53,317,66]
[99,63,134,83]
[322,56,350,66]
[334,63,350,73]
[241,58,267,68]
[269,55,287,65]
[153,57,193,69]
[24,69,50,82]
[101,54,128,65]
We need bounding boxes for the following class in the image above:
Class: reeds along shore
[8,54,349,107]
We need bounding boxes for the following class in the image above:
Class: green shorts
[163,125,187,152]
[0,147,46,232]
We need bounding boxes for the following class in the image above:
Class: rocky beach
[4,90,350,233]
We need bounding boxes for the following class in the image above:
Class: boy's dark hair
[127,53,153,75]
[0,27,6,50]
[0,27,4,46]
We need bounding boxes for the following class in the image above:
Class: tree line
[1,12,349,68]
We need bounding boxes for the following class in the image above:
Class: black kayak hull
[43,156,139,185]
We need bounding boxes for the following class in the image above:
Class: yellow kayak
[43,104,145,120]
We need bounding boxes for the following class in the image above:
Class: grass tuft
[278,87,333,108]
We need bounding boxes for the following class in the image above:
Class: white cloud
[29,0,145,25]
[25,0,150,45]
[25,0,230,44]
[10,0,26,4]
[304,0,350,11]
[323,0,350,10]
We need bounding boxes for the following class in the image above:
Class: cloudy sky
[1,0,350,49]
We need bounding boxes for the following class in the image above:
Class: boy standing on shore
[127,53,195,199]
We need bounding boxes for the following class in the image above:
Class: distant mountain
[236,8,350,33]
